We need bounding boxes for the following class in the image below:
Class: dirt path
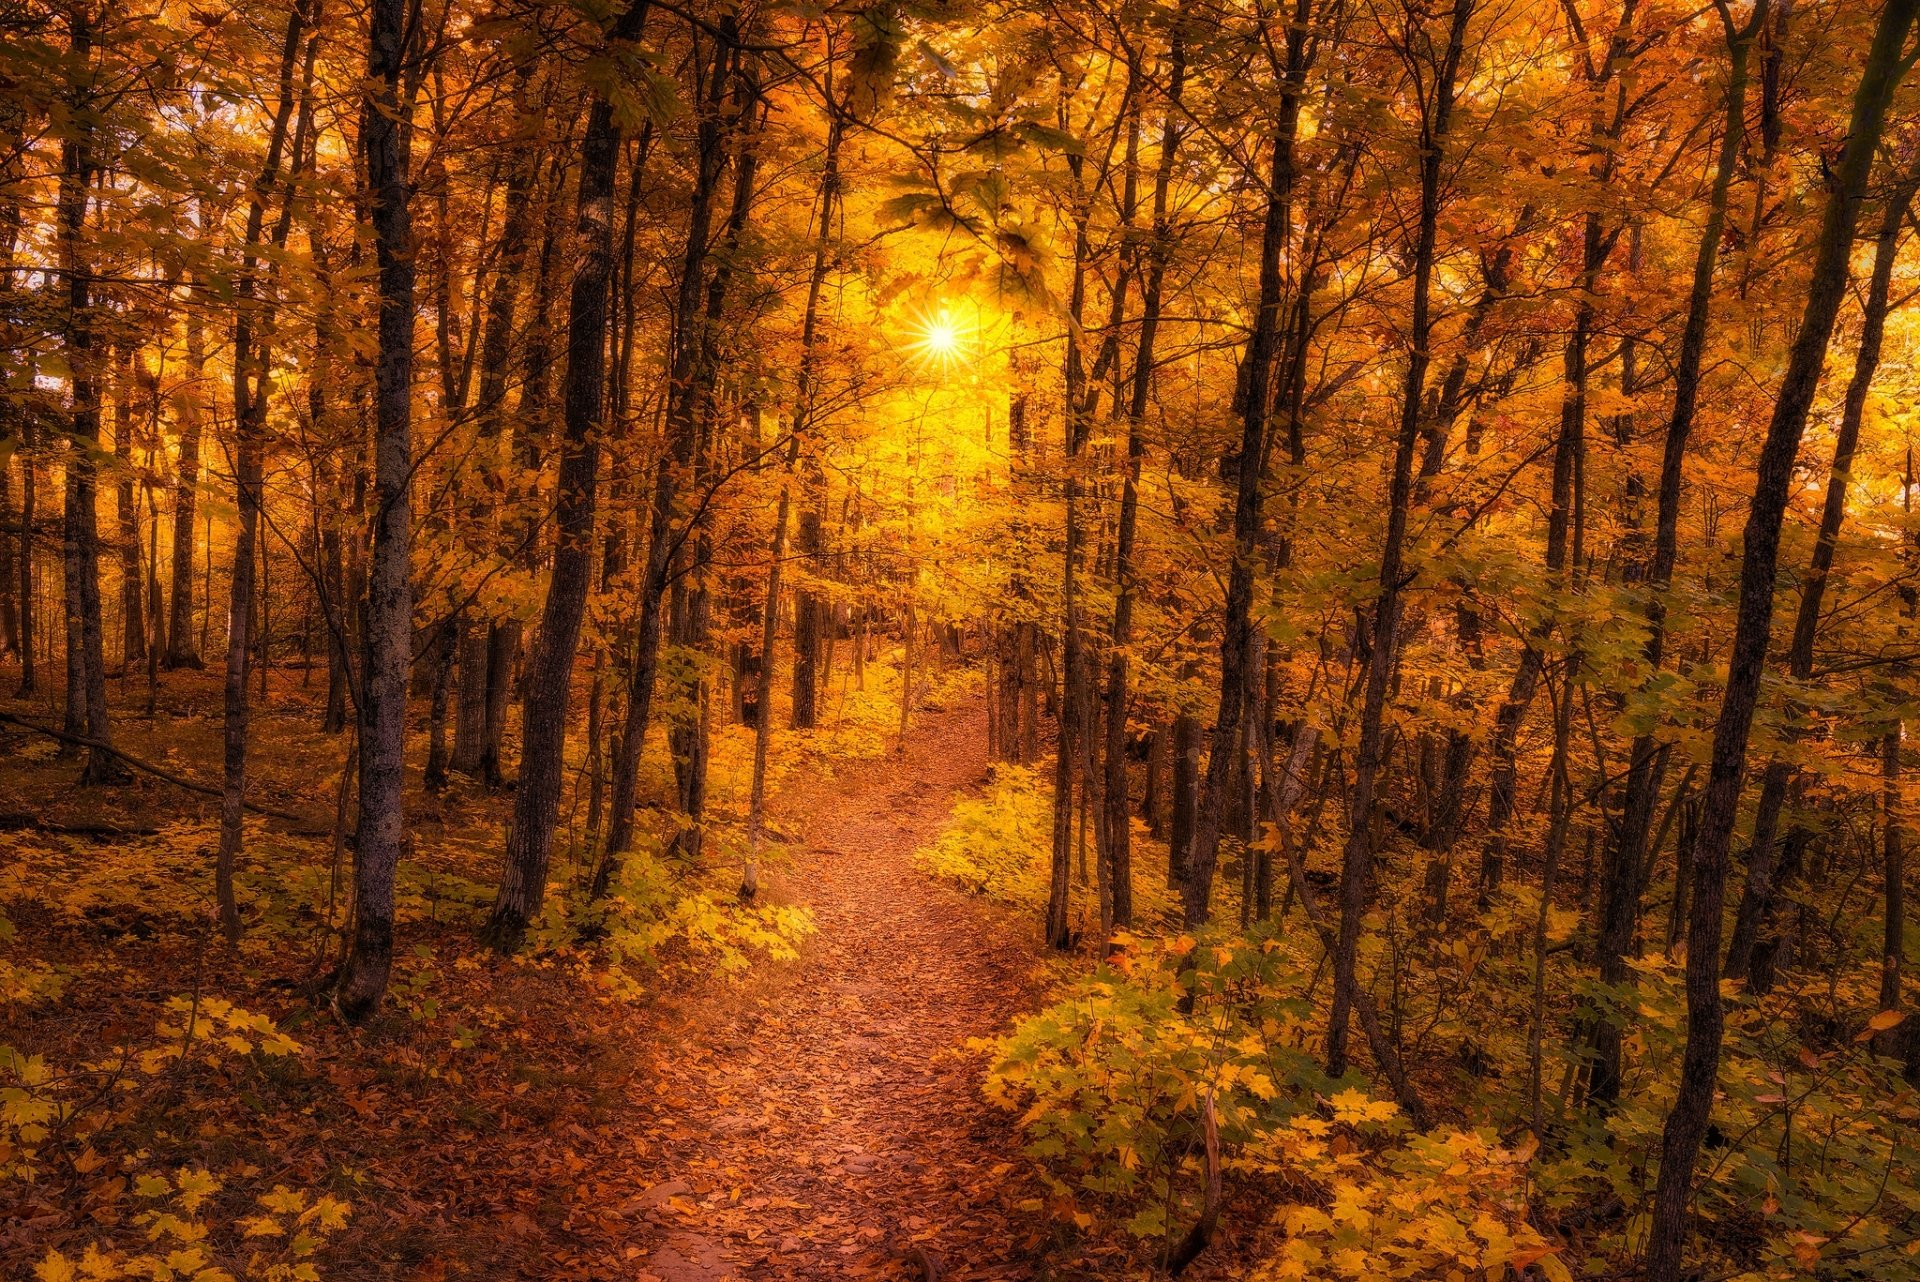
[614,696,1047,1281]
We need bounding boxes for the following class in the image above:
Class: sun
[922,317,961,356]
[907,306,972,372]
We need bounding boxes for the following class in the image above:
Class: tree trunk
[13,420,32,695]
[424,616,457,792]
[1644,6,1918,1276]
[166,286,205,669]
[113,358,144,667]
[1725,164,1920,987]
[1180,0,1316,929]
[603,28,737,865]
[335,0,415,1016]
[56,9,127,788]
[488,0,651,945]
[0,135,19,661]
[1326,0,1471,1086]
[218,0,314,943]
[1877,726,1905,1056]
[1103,34,1183,935]
[452,621,489,775]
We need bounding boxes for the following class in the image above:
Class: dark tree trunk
[113,360,144,666]
[604,28,736,864]
[1180,0,1316,930]
[488,0,651,944]
[790,507,823,729]
[1169,710,1198,887]
[738,57,847,900]
[1102,36,1183,935]
[1878,727,1906,1059]
[1325,0,1469,1122]
[1724,165,1919,987]
[1644,6,1918,1276]
[0,452,14,660]
[56,10,126,788]
[424,616,457,792]
[166,290,205,669]
[336,0,415,1017]
[665,66,762,865]
[457,66,544,777]
[0,134,18,661]
[218,1,314,943]
[478,619,519,786]
[15,417,32,695]
[1584,0,1736,1106]
[452,621,489,775]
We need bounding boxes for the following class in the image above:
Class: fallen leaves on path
[576,696,1056,1280]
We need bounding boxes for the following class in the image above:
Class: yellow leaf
[1859,1009,1907,1040]
[34,1250,76,1282]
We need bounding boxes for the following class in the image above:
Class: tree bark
[166,281,205,669]
[1325,0,1471,1083]
[1180,0,1316,929]
[603,27,735,865]
[488,0,651,944]
[112,354,144,666]
[1724,164,1920,986]
[56,9,127,788]
[335,0,415,1016]
[218,0,315,943]
[1103,30,1184,934]
[1644,5,1919,1275]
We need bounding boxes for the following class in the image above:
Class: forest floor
[2,668,1165,1280]
[600,695,1052,1282]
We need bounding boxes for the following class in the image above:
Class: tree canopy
[7,0,1920,1278]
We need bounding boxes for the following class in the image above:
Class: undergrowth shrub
[1537,953,1920,1281]
[537,813,812,990]
[984,929,1571,1278]
[917,764,1053,906]
[983,893,1920,1282]
[3,987,349,1281]
[918,764,1185,924]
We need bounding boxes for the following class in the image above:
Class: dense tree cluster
[8,0,1920,1276]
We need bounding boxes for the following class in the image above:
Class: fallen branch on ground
[0,711,327,830]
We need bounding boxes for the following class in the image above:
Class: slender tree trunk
[738,51,847,900]
[0,451,15,660]
[56,10,126,787]
[424,617,457,792]
[1047,147,1103,950]
[1326,0,1471,1092]
[113,358,144,666]
[1645,6,1918,1276]
[218,1,314,943]
[0,133,19,661]
[1102,36,1183,934]
[457,66,544,776]
[12,421,31,695]
[1724,166,1919,986]
[452,622,489,774]
[1180,0,1316,929]
[335,0,415,1016]
[488,0,651,944]
[166,286,205,669]
[1593,9,1759,1107]
[603,29,734,864]
[1877,725,1906,1055]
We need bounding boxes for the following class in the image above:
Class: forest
[4,0,1920,1277]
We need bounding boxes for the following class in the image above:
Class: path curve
[619,695,1045,1281]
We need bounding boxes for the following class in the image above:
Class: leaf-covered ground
[600,696,1045,1280]
[4,671,1156,1279]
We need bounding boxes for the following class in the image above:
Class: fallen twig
[0,710,326,830]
